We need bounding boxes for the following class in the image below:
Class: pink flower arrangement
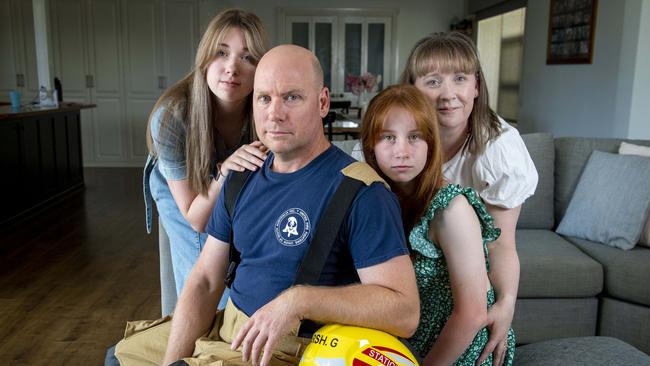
[345,72,381,95]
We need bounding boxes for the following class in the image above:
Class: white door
[88,0,125,162]
[123,0,163,163]
[0,0,38,103]
[50,0,95,161]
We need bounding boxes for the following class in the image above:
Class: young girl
[144,9,269,315]
[351,32,535,364]
[361,84,515,365]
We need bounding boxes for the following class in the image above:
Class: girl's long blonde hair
[146,9,268,195]
[361,85,445,233]
[400,31,501,155]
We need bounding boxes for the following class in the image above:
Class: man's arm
[477,204,521,366]
[162,235,230,365]
[231,254,420,366]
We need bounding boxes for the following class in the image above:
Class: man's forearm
[162,278,223,364]
[290,283,419,338]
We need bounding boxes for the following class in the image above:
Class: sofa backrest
[518,133,555,230]
[554,137,650,224]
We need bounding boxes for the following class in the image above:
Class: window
[280,9,395,95]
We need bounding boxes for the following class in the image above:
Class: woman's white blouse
[443,118,538,208]
[349,117,538,209]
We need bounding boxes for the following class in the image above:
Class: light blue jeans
[145,156,229,315]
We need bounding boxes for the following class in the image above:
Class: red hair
[361,84,444,232]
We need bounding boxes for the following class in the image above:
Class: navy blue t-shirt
[206,145,407,316]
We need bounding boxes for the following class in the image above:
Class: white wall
[518,0,647,138]
[199,0,464,84]
[628,0,650,139]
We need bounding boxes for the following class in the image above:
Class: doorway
[477,7,526,125]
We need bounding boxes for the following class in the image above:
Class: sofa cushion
[512,298,598,344]
[518,133,554,230]
[599,297,650,354]
[515,336,650,366]
[516,230,603,297]
[619,142,650,247]
[567,237,650,306]
[555,151,650,250]
[554,138,650,223]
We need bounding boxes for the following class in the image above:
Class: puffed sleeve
[472,126,538,208]
[150,107,187,181]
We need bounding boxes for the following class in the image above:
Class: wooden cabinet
[0,109,84,225]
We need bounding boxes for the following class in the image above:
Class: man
[116,45,419,366]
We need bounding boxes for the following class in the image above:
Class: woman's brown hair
[400,31,501,155]
[146,9,268,195]
[361,84,445,232]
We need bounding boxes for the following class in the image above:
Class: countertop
[0,102,96,120]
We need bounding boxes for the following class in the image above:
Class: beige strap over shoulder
[341,161,390,190]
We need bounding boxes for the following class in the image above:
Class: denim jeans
[145,156,229,315]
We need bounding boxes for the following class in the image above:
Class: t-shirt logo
[275,208,311,247]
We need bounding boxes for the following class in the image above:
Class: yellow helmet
[299,324,420,366]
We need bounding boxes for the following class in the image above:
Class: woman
[361,84,515,365]
[399,32,537,365]
[143,9,269,315]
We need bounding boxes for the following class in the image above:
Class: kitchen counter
[0,102,96,120]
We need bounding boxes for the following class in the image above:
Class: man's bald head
[252,44,331,165]
[256,45,324,92]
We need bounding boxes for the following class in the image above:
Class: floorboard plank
[0,168,160,365]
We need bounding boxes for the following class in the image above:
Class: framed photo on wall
[546,0,598,64]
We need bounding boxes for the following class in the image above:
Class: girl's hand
[220,141,268,177]
[476,299,514,366]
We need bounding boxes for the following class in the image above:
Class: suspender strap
[224,170,252,288]
[292,176,363,286]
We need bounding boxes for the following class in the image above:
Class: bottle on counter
[39,86,48,105]
[54,77,63,102]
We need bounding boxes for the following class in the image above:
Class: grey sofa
[334,135,650,355]
[513,134,650,354]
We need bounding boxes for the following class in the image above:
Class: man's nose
[267,98,284,121]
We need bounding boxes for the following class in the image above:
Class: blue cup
[9,90,21,109]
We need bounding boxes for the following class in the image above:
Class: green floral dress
[408,184,515,365]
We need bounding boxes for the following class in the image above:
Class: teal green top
[408,184,515,365]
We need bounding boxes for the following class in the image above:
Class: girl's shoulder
[410,184,500,255]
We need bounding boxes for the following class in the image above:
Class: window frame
[278,8,397,96]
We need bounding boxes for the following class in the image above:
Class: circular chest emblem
[274,208,311,247]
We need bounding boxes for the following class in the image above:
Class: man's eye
[286,95,301,102]
[257,95,270,103]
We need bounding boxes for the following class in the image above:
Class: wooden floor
[0,168,161,365]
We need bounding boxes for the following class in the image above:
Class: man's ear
[319,87,330,118]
